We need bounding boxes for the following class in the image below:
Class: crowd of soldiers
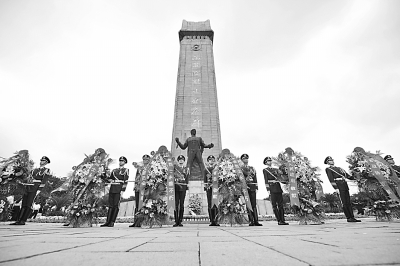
[5,128,400,227]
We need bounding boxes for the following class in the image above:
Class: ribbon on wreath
[232,157,253,211]
[211,163,219,208]
[284,148,300,207]
[366,157,400,201]
[165,156,175,215]
[315,181,324,200]
[373,155,400,197]
[137,167,147,211]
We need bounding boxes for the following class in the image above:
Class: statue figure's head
[191,129,196,136]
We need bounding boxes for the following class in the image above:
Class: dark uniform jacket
[28,167,51,192]
[241,165,258,191]
[263,167,283,193]
[325,166,352,191]
[109,167,129,194]
[204,165,215,190]
[174,165,189,191]
[134,163,149,192]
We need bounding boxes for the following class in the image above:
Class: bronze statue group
[1,129,399,227]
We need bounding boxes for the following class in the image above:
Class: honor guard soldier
[175,129,214,178]
[241,154,262,226]
[135,155,150,212]
[11,156,51,225]
[325,156,361,222]
[101,156,129,227]
[130,154,150,227]
[263,157,289,225]
[384,155,400,176]
[204,155,219,226]
[173,155,189,227]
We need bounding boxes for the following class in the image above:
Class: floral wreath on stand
[346,148,400,221]
[188,194,202,215]
[65,148,112,227]
[273,149,325,225]
[133,146,170,228]
[0,150,34,197]
[216,149,248,226]
[0,150,34,221]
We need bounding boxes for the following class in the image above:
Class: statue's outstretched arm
[201,138,214,149]
[175,137,187,149]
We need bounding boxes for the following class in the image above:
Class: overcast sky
[1,0,399,198]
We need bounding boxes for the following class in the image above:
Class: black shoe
[173,223,179,227]
[108,208,118,227]
[102,208,112,227]
[209,223,215,226]
[249,223,255,226]
[353,218,361,222]
[254,222,263,226]
[278,221,289,225]
[13,207,26,225]
[129,224,135,227]
[63,223,70,226]
[178,208,184,227]
[14,221,25,225]
[347,218,357,223]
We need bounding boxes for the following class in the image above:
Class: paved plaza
[0,218,399,266]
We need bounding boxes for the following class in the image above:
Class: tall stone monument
[171,20,222,214]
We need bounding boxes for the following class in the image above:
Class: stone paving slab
[0,218,399,266]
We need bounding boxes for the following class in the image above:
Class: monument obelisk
[171,20,222,214]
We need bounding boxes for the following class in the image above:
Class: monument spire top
[179,20,214,42]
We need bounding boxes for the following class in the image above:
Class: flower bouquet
[274,149,325,224]
[0,150,34,197]
[347,148,400,221]
[66,202,102,227]
[188,194,202,215]
[0,196,10,222]
[134,198,168,228]
[215,151,248,226]
[64,148,112,227]
[144,154,168,193]
[369,200,400,221]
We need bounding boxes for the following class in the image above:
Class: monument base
[185,180,208,215]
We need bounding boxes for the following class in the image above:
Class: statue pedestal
[185,180,208,215]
